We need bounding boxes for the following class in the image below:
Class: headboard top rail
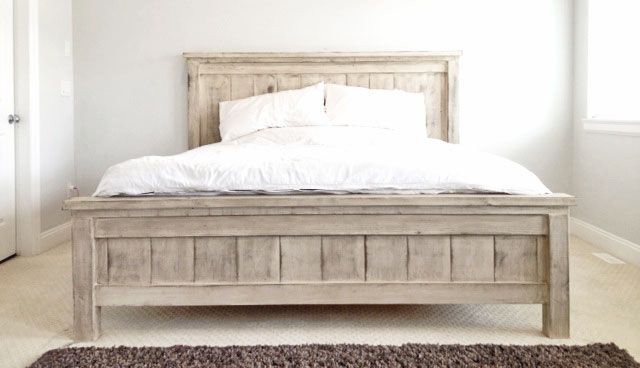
[184,51,460,149]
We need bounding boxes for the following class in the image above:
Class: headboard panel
[184,52,460,148]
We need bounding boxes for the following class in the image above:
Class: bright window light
[588,0,640,120]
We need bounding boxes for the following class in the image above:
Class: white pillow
[325,84,427,136]
[219,82,329,141]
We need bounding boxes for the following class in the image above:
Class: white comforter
[93,127,550,196]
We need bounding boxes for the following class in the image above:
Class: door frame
[13,0,42,256]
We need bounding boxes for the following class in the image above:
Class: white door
[0,0,17,261]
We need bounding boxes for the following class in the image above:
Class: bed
[64,52,574,341]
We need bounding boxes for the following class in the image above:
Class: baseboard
[39,221,71,253]
[570,217,640,266]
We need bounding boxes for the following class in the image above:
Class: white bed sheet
[93,127,551,197]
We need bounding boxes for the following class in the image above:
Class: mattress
[93,126,551,197]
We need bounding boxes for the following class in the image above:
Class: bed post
[542,212,570,338]
[72,216,101,341]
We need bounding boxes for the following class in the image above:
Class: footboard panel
[65,194,574,341]
[95,234,548,286]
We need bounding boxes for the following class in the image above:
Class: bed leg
[542,213,570,338]
[72,217,101,341]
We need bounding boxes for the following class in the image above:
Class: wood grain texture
[494,236,538,282]
[321,236,365,281]
[407,236,451,281]
[237,236,280,283]
[543,214,570,338]
[450,236,495,282]
[280,236,322,282]
[184,52,461,147]
[151,238,195,284]
[194,237,237,283]
[72,217,100,341]
[95,214,548,238]
[365,236,408,281]
[108,238,151,285]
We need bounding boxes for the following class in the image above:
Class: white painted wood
[0,0,16,261]
[72,217,100,341]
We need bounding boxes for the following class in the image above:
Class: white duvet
[93,127,550,197]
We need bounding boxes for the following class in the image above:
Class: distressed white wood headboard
[183,52,460,149]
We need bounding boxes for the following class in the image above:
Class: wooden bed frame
[64,52,574,341]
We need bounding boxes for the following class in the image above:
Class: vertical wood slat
[494,236,538,282]
[186,60,200,149]
[422,73,446,140]
[301,74,347,87]
[365,236,407,281]
[447,58,460,143]
[450,236,495,282]
[276,74,301,91]
[321,236,365,281]
[280,236,322,282]
[195,237,237,283]
[369,73,394,90]
[408,236,451,281]
[96,239,108,284]
[72,217,100,341]
[537,236,549,282]
[254,75,277,95]
[230,75,254,100]
[543,214,570,338]
[346,74,370,88]
[237,236,280,283]
[198,75,230,145]
[151,238,195,284]
[108,238,151,285]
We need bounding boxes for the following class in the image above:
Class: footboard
[65,194,574,341]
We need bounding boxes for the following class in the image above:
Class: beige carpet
[1,236,639,368]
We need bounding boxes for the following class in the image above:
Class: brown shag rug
[30,343,639,368]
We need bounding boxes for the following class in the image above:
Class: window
[588,0,640,121]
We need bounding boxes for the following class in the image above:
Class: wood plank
[321,236,365,281]
[72,217,100,341]
[230,75,254,100]
[494,236,538,282]
[450,236,495,282]
[66,194,577,211]
[95,214,549,238]
[365,236,408,281]
[275,74,300,91]
[151,238,195,284]
[198,75,229,145]
[253,75,277,95]
[96,239,108,284]
[186,59,200,149]
[543,214,570,338]
[369,73,394,89]
[394,73,422,92]
[237,236,280,283]
[199,63,447,75]
[422,73,446,140]
[280,236,322,282]
[194,237,237,283]
[447,58,460,143]
[107,238,151,285]
[301,74,346,87]
[346,74,370,87]
[407,235,451,281]
[537,236,549,282]
[97,283,548,306]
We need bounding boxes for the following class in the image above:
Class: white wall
[572,1,640,245]
[73,0,574,195]
[38,0,74,231]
